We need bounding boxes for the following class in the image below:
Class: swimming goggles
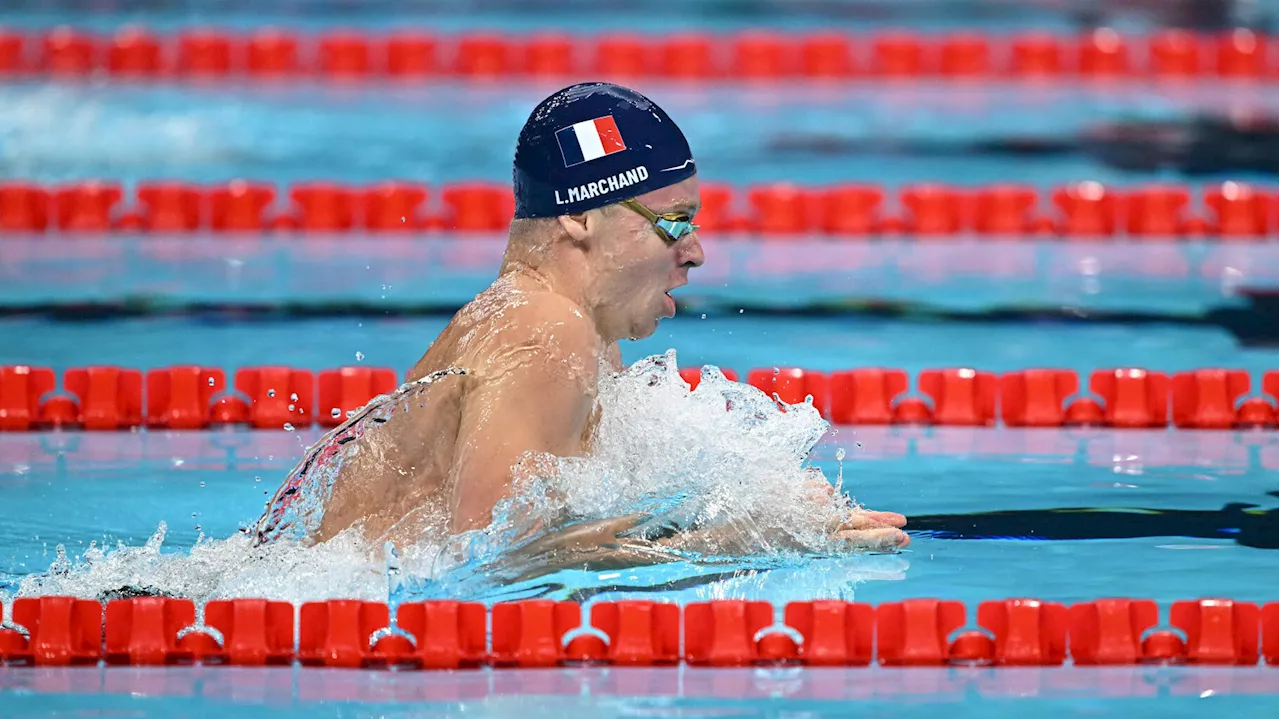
[620,198,699,243]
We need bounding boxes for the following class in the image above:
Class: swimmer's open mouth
[664,282,686,313]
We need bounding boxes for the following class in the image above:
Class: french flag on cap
[555,115,627,168]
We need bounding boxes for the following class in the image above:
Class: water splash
[467,350,857,564]
[15,523,390,604]
[13,350,902,605]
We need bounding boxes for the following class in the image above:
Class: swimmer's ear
[556,210,598,248]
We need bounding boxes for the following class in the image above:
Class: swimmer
[255,82,907,559]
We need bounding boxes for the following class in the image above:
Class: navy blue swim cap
[513,82,697,219]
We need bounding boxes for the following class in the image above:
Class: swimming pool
[2,312,1276,714]
[2,0,1278,716]
[2,315,1278,596]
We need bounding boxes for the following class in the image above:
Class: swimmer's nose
[678,231,705,269]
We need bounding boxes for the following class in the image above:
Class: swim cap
[513,82,697,219]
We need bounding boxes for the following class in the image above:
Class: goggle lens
[655,215,697,241]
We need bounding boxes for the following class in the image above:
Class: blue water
[4,238,1275,317]
[1,1,1277,716]
[0,82,1272,187]
[3,420,1276,600]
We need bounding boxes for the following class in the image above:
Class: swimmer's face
[586,176,704,340]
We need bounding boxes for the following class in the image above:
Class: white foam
[13,523,390,604]
[475,350,858,560]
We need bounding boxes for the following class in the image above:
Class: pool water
[1,0,1277,716]
[2,314,1276,601]
[1,665,1277,718]
[1,414,1277,717]
[1,81,1273,187]
[3,419,1277,604]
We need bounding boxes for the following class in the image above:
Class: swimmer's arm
[446,307,601,535]
[490,516,809,578]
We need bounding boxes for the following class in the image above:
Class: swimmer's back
[311,274,610,546]
[309,366,466,544]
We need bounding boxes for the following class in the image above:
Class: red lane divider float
[1,180,1275,238]
[0,27,1274,81]
[1,365,1276,431]
[1,597,1274,668]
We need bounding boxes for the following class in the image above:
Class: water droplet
[194,525,202,531]
[700,313,707,319]
[283,423,295,432]
[290,393,298,402]
[739,308,745,314]
[191,513,197,518]
[208,376,216,386]
[254,476,261,483]
[199,481,205,488]
[400,216,407,224]
[331,408,343,418]
[288,404,295,412]
[355,351,365,361]
[267,389,276,398]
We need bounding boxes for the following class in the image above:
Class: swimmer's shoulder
[468,289,603,366]
[410,286,602,385]
[504,289,594,328]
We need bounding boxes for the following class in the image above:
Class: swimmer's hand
[837,508,910,552]
[806,478,910,552]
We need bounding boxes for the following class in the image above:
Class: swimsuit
[251,367,468,546]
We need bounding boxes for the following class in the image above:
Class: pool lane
[1,427,1274,607]
[1,313,1274,379]
[0,82,1271,187]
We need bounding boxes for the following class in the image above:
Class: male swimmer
[254,82,908,560]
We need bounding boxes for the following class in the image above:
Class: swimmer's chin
[626,321,664,341]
